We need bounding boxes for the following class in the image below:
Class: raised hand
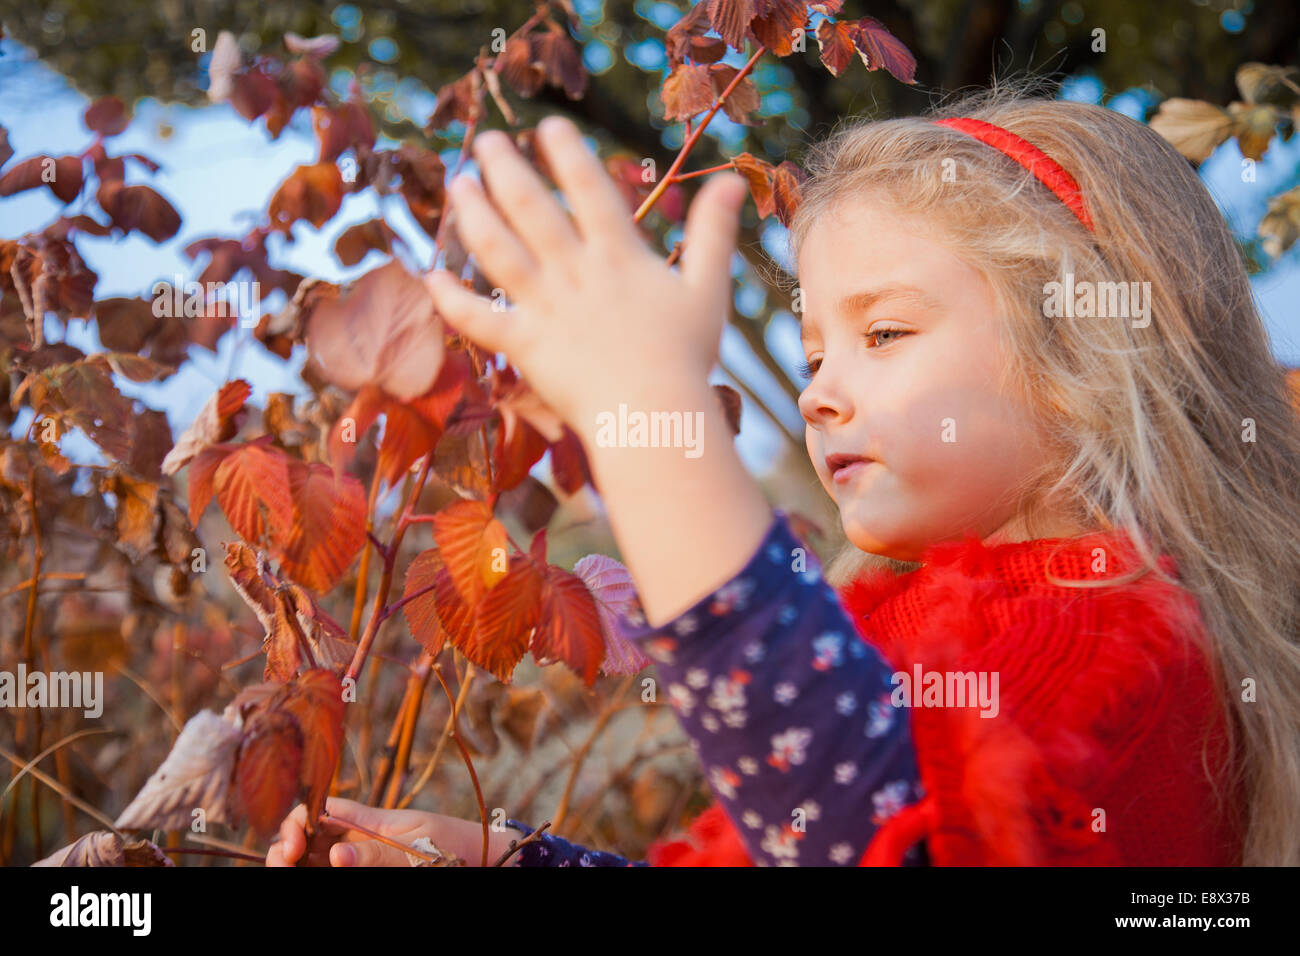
[424,114,748,438]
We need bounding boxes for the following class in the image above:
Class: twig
[551,674,636,834]
[0,745,124,838]
[491,819,553,867]
[633,45,767,223]
[318,811,446,865]
[430,661,489,866]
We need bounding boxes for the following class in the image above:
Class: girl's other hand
[425,115,748,437]
[266,796,497,867]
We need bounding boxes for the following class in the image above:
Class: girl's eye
[796,328,910,381]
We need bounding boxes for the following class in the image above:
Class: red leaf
[706,0,759,50]
[96,181,181,242]
[748,0,808,58]
[162,379,252,475]
[268,162,344,232]
[431,499,510,605]
[848,16,917,85]
[280,669,346,824]
[549,426,593,495]
[402,549,448,656]
[533,565,606,686]
[731,152,776,219]
[0,155,84,204]
[213,438,295,549]
[278,459,367,592]
[572,553,652,676]
[234,706,303,836]
[814,19,857,77]
[528,527,548,565]
[469,558,543,683]
[661,63,714,122]
[84,97,129,137]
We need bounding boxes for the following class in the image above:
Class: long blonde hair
[786,80,1300,866]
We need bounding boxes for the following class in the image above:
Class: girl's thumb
[680,172,747,295]
[332,840,408,867]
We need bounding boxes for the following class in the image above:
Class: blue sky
[2,32,1297,498]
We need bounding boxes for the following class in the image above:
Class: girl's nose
[798,363,852,427]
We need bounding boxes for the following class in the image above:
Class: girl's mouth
[826,453,876,484]
[831,460,875,484]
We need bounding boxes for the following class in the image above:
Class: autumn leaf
[0,155,84,204]
[333,217,399,266]
[706,0,758,51]
[466,557,544,682]
[279,668,346,824]
[748,0,808,58]
[572,552,652,676]
[33,831,174,868]
[432,498,510,605]
[161,379,251,475]
[848,17,917,85]
[306,259,445,402]
[235,705,304,836]
[533,565,606,686]
[662,63,714,121]
[1259,185,1300,259]
[210,437,296,549]
[731,152,776,218]
[278,458,367,592]
[402,548,449,656]
[115,709,242,832]
[84,96,129,137]
[1148,98,1236,163]
[96,181,182,242]
[225,542,357,679]
[269,162,344,232]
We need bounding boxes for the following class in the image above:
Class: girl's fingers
[331,839,410,867]
[446,174,538,297]
[535,115,640,246]
[680,172,748,297]
[425,270,514,355]
[472,129,582,261]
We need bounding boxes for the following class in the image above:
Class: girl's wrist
[569,376,717,453]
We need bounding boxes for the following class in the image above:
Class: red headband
[931,117,1095,233]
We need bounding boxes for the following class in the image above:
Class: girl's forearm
[573,381,774,628]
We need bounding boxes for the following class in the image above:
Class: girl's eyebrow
[799,284,939,344]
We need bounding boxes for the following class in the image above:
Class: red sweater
[645,528,1245,866]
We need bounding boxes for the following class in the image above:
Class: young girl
[268,84,1300,868]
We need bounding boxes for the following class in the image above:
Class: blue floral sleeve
[506,509,925,867]
[502,819,647,867]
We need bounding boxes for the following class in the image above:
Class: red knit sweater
[644,528,1246,866]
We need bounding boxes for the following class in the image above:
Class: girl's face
[796,197,1070,562]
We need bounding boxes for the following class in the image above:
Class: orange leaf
[533,566,606,686]
[162,379,252,475]
[278,459,367,592]
[213,438,295,549]
[661,63,714,121]
[402,549,448,656]
[269,162,344,232]
[468,558,543,682]
[280,669,346,824]
[234,706,303,836]
[432,499,510,605]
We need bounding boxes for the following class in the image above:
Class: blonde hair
[787,79,1300,866]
